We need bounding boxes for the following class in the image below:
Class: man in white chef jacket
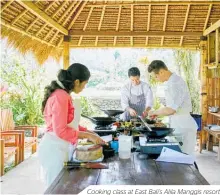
[120,67,153,121]
[147,60,198,155]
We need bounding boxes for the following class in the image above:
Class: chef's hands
[128,108,137,117]
[78,132,105,145]
[148,111,157,119]
[88,133,105,145]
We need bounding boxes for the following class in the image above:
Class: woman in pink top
[38,63,104,187]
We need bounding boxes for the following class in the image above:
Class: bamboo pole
[63,35,70,70]
[200,36,208,151]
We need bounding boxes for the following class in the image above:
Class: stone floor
[1,147,220,195]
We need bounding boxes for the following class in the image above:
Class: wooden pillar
[200,36,208,151]
[63,35,71,70]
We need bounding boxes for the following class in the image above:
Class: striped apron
[121,83,146,121]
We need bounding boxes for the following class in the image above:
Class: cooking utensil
[81,114,116,126]
[93,104,124,117]
[138,115,152,132]
[138,127,175,138]
[64,162,108,169]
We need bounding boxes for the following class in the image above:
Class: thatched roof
[1,0,220,64]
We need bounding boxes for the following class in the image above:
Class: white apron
[165,89,198,155]
[38,96,81,188]
[121,83,146,121]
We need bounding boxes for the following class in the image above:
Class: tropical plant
[173,50,200,113]
[0,60,46,125]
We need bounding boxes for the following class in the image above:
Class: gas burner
[95,125,113,130]
[147,138,168,143]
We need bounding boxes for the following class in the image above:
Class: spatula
[64,162,108,169]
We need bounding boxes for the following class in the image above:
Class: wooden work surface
[45,153,209,194]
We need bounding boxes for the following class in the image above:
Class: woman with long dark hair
[38,63,104,187]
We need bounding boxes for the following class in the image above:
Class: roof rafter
[17,0,68,35]
[62,1,82,26]
[49,31,59,44]
[26,17,38,32]
[203,19,220,35]
[51,1,67,19]
[11,10,28,25]
[162,4,169,46]
[131,4,134,31]
[69,30,202,37]
[58,1,77,23]
[83,7,94,31]
[1,0,14,13]
[35,23,47,37]
[203,4,213,31]
[98,6,106,31]
[116,5,122,31]
[44,28,54,41]
[68,0,88,30]
[44,1,57,12]
[145,36,149,46]
[180,4,190,46]
[147,5,151,31]
[87,1,220,7]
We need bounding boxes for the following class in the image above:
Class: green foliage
[173,50,200,114]
[80,97,96,116]
[0,60,46,125]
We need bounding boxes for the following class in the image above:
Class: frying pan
[138,127,175,138]
[93,104,123,117]
[102,110,124,117]
[81,114,116,126]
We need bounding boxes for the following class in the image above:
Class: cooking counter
[45,153,209,194]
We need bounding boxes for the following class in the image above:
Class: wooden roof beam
[203,4,213,31]
[44,28,54,41]
[147,5,151,31]
[68,1,88,30]
[18,0,68,35]
[162,5,168,48]
[179,36,184,46]
[44,1,57,12]
[98,6,106,31]
[0,20,56,47]
[113,36,117,46]
[1,0,14,13]
[131,4,134,31]
[57,36,64,47]
[83,7,94,31]
[58,1,77,23]
[62,1,81,26]
[69,30,202,37]
[11,10,28,25]
[95,37,99,46]
[26,17,38,32]
[49,31,59,44]
[203,19,220,36]
[87,1,220,7]
[180,4,190,47]
[116,5,122,31]
[51,1,67,19]
[145,36,148,46]
[36,23,47,37]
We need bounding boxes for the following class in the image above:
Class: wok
[102,110,124,117]
[81,114,116,126]
[138,127,175,138]
[93,104,123,117]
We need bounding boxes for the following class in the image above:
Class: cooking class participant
[38,63,105,187]
[147,60,197,155]
[120,67,153,121]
